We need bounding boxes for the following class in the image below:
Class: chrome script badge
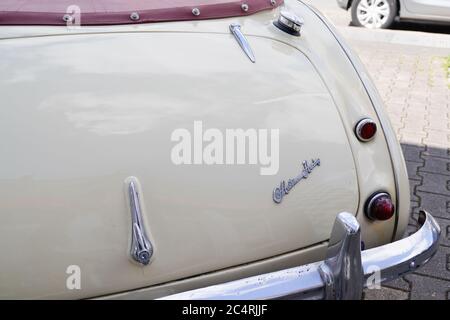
[273,158,321,204]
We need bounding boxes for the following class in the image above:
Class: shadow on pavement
[391,21,450,35]
[347,20,449,35]
[362,142,450,299]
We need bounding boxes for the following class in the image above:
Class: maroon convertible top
[0,0,283,26]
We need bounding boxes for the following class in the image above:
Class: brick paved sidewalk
[352,41,450,300]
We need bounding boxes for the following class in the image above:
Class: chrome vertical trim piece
[318,212,363,300]
[128,179,153,266]
[229,23,256,63]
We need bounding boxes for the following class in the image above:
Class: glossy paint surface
[0,30,358,298]
[0,0,408,299]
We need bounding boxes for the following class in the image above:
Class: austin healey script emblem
[273,158,321,204]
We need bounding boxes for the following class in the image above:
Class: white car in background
[337,0,450,29]
[0,0,441,299]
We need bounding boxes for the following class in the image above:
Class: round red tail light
[355,118,377,142]
[364,192,395,221]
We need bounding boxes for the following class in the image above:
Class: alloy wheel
[356,0,391,29]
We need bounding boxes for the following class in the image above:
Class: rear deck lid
[0,30,358,298]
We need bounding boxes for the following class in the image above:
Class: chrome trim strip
[161,261,325,300]
[160,211,440,300]
[128,180,153,266]
[229,23,256,63]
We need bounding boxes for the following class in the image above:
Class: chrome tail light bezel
[355,118,377,142]
[364,191,395,221]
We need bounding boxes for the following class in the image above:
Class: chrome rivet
[410,261,416,269]
[192,8,201,16]
[270,0,277,6]
[241,4,249,12]
[130,12,140,21]
[62,14,73,22]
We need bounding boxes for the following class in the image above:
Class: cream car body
[0,0,413,299]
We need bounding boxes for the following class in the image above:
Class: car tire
[351,0,397,29]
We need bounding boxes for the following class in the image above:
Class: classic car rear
[0,0,439,299]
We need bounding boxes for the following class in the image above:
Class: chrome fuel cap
[274,11,304,36]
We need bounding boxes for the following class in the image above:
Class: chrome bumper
[161,211,440,300]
